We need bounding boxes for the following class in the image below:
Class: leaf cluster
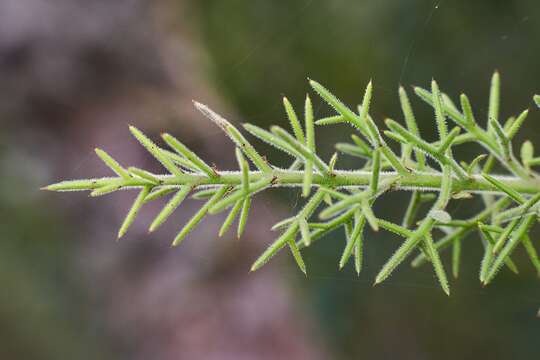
[46,72,540,295]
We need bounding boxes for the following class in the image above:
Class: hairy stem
[48,170,540,195]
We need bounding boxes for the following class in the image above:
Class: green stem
[48,170,540,195]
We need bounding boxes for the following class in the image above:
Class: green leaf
[402,191,421,228]
[128,167,160,185]
[236,147,250,195]
[309,79,372,141]
[194,102,271,172]
[465,154,488,175]
[378,219,413,238]
[459,94,477,126]
[354,230,363,276]
[303,95,315,197]
[191,188,218,200]
[90,182,122,197]
[288,238,307,274]
[271,126,328,173]
[339,211,365,269]
[335,143,369,158]
[299,217,311,246]
[452,238,461,279]
[351,134,373,156]
[149,186,192,233]
[319,192,363,220]
[385,118,466,178]
[489,116,510,159]
[399,86,425,168]
[437,127,461,154]
[144,187,176,203]
[237,197,251,238]
[272,216,296,231]
[95,148,130,179]
[172,186,228,246]
[507,110,528,139]
[375,217,436,285]
[484,214,536,284]
[522,235,540,277]
[218,199,243,237]
[488,71,501,124]
[480,223,523,278]
[370,148,380,196]
[424,233,450,295]
[44,179,102,192]
[527,158,540,167]
[251,223,298,271]
[243,123,300,158]
[479,228,496,282]
[161,148,201,172]
[209,177,272,214]
[359,81,378,144]
[521,140,534,168]
[380,146,410,176]
[431,80,448,140]
[162,133,216,177]
[534,94,540,108]
[315,115,346,126]
[492,193,540,253]
[118,186,151,239]
[411,198,511,268]
[415,86,468,129]
[283,97,305,143]
[482,173,525,204]
[328,153,338,172]
[129,126,183,177]
[361,197,379,231]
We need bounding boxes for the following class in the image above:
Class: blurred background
[1,0,540,359]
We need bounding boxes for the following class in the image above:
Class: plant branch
[44,72,540,295]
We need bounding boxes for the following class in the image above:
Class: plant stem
[48,169,540,195]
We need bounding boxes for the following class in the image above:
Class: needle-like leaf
[95,148,130,179]
[162,133,216,177]
[128,167,160,185]
[149,186,192,233]
[303,95,315,197]
[219,199,243,237]
[130,126,183,177]
[488,71,501,125]
[172,186,229,246]
[194,102,271,172]
[283,97,305,144]
[237,197,251,238]
[288,237,307,274]
[399,86,425,167]
[118,186,151,239]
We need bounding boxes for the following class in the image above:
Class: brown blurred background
[1,1,539,359]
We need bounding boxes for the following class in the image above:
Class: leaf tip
[250,263,259,272]
[443,287,450,296]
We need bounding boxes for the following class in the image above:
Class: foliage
[45,73,540,295]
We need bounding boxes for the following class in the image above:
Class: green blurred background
[1,0,539,359]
